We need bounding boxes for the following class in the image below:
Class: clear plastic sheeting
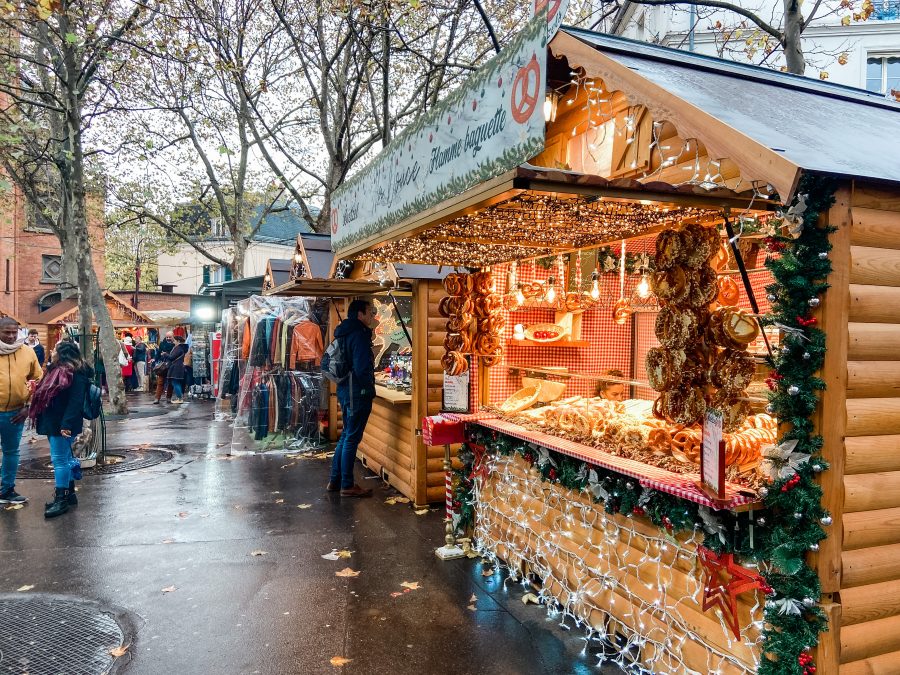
[216,295,329,453]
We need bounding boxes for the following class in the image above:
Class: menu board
[191,328,209,379]
[442,359,471,413]
[700,410,725,499]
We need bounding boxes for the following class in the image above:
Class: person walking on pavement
[0,317,43,505]
[328,299,378,498]
[133,338,147,391]
[120,337,135,391]
[153,332,176,404]
[166,336,189,404]
[25,329,45,367]
[29,341,91,518]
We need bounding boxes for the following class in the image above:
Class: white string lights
[474,453,764,675]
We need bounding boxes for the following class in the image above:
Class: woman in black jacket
[29,341,91,518]
[165,336,189,404]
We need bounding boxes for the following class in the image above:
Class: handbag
[118,349,128,367]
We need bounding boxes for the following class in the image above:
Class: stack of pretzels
[646,224,761,431]
[440,271,505,375]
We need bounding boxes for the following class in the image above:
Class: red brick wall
[111,291,193,312]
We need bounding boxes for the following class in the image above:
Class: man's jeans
[48,435,74,489]
[0,409,25,492]
[330,395,373,489]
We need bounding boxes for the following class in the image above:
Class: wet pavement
[1,395,621,675]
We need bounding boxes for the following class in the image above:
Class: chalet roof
[33,291,152,327]
[560,27,900,189]
[268,259,292,288]
[300,233,335,279]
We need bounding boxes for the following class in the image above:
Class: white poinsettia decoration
[773,597,804,616]
[698,506,727,545]
[784,194,808,239]
[760,439,811,481]
[587,469,609,501]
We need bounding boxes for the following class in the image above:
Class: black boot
[44,488,70,518]
[68,481,78,506]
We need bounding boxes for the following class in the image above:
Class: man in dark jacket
[328,299,377,497]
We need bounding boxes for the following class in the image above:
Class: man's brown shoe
[326,482,340,492]
[340,484,373,498]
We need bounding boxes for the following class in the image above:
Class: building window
[40,254,62,284]
[38,291,62,313]
[866,55,900,94]
[202,265,211,286]
[873,0,900,19]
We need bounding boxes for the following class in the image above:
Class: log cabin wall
[823,182,900,674]
[355,279,458,505]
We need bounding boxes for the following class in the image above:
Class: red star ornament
[697,546,767,640]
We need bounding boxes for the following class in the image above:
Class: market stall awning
[265,278,385,298]
[143,309,191,326]
[34,290,152,327]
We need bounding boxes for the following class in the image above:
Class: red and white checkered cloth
[470,417,757,510]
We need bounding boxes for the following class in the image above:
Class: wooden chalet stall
[32,290,152,348]
[330,15,900,675]
[266,237,454,505]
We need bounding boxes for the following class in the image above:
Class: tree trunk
[782,0,805,75]
[231,237,248,280]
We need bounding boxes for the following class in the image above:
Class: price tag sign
[442,357,471,414]
[700,410,726,499]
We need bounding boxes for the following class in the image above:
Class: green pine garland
[452,174,838,674]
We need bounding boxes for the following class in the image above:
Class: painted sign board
[532,0,570,39]
[331,11,548,255]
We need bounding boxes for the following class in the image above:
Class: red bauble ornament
[548,468,557,481]
[632,506,645,516]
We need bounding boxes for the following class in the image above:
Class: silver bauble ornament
[794,512,804,520]
[803,352,812,360]
[809,543,820,552]
[757,517,766,526]
[803,597,817,608]
[767,294,777,303]
[818,252,828,260]
[758,486,769,498]
[626,482,634,490]
[808,297,820,308]
[766,404,776,414]
[821,515,833,526]
[788,385,801,396]
[812,463,824,473]
[765,600,776,610]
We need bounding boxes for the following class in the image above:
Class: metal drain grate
[17,448,175,479]
[0,595,125,674]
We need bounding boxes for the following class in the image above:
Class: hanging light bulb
[590,270,600,301]
[515,284,525,306]
[294,251,302,264]
[636,269,651,299]
[543,91,560,123]
[546,276,556,304]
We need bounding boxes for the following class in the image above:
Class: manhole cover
[0,595,126,674]
[17,448,175,479]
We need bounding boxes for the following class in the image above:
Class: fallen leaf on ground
[4,503,24,510]
[321,549,352,561]
[177,512,189,519]
[297,503,312,509]
[522,592,540,605]
[280,463,295,469]
[109,645,129,657]
[161,539,175,544]
[335,568,360,578]
[16,585,34,592]
[384,496,410,505]
[400,581,421,591]
[482,568,494,577]
[390,591,404,598]
[414,508,429,515]
[250,550,267,557]
[161,586,177,593]
[274,499,284,504]
[330,656,352,666]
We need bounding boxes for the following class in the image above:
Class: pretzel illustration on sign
[510,54,541,124]
[330,207,339,234]
[534,0,563,21]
